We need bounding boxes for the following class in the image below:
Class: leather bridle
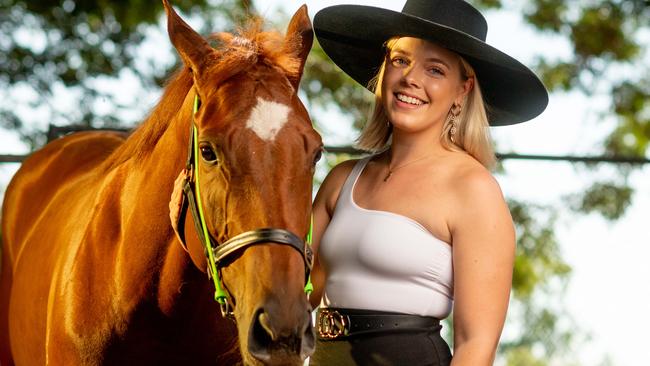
[175,94,314,319]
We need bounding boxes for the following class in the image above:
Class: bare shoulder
[444,153,515,256]
[444,153,509,224]
[450,154,504,202]
[315,158,361,214]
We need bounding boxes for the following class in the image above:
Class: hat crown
[402,0,488,41]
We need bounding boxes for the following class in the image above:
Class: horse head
[163,1,320,364]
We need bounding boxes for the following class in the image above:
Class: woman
[308,0,548,365]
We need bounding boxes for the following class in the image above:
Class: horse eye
[200,145,218,163]
[313,150,323,165]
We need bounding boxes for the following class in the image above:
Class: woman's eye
[428,67,444,76]
[391,57,407,66]
[200,145,218,163]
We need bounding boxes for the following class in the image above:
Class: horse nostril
[248,309,274,362]
[258,311,277,341]
[300,310,316,359]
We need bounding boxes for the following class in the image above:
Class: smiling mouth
[395,93,427,106]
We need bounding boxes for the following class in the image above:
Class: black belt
[317,308,441,340]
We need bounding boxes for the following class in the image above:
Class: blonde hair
[356,37,496,169]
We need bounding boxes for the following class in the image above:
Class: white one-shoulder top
[319,157,454,319]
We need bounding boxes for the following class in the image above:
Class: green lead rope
[191,95,314,304]
[304,214,314,296]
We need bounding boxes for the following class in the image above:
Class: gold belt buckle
[317,309,350,339]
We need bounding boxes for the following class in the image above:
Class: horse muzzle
[247,299,315,365]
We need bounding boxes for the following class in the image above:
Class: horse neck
[116,83,210,313]
[125,86,194,223]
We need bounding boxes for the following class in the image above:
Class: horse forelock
[210,18,302,85]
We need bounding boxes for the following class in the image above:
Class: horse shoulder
[45,165,133,357]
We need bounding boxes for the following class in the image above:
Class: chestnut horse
[0,1,321,365]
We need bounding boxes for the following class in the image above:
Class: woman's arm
[449,169,516,365]
[308,160,358,309]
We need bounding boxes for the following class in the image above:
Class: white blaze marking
[246,97,290,141]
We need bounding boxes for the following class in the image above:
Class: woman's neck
[387,128,447,166]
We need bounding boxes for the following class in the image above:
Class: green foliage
[301,40,374,131]
[523,0,567,32]
[534,59,579,92]
[0,0,249,148]
[570,3,638,61]
[502,200,575,364]
[510,201,571,300]
[607,80,650,156]
[571,181,634,220]
[504,346,548,366]
[469,0,503,10]
[502,0,649,230]
[522,0,649,162]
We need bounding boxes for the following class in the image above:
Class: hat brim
[314,5,549,126]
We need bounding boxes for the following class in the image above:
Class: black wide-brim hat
[313,0,549,126]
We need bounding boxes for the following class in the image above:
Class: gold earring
[449,104,461,143]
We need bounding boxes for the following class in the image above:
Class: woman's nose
[401,65,422,88]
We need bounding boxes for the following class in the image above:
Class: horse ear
[284,5,313,89]
[163,0,214,78]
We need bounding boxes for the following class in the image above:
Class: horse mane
[214,19,302,81]
[101,17,301,172]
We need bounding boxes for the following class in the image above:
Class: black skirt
[310,309,452,366]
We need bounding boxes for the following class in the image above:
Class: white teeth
[396,93,424,105]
